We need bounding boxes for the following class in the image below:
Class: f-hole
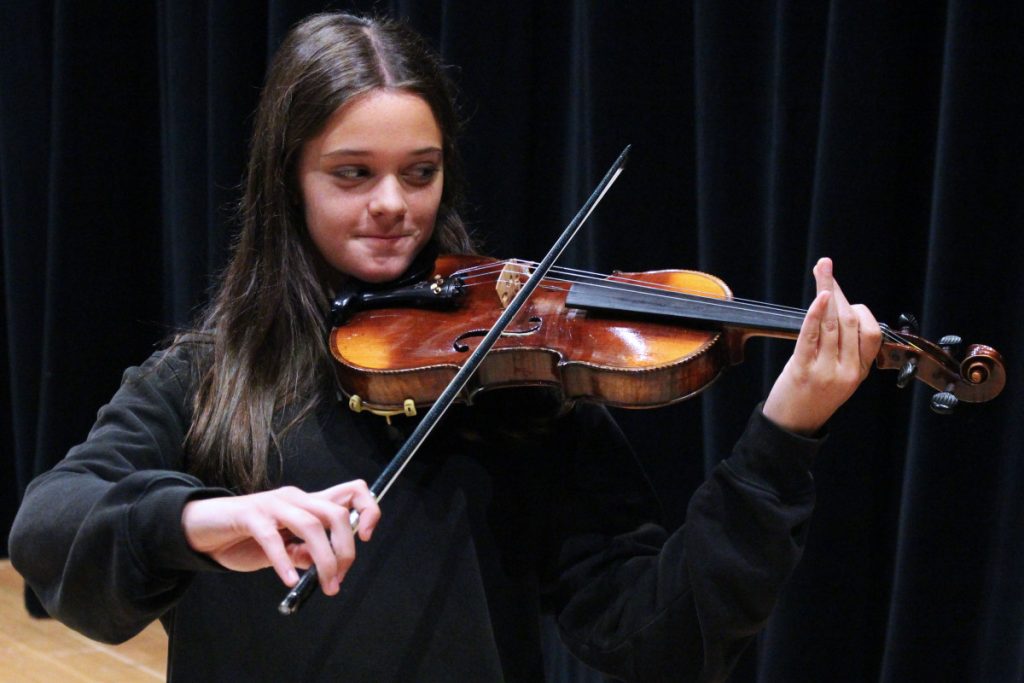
[453,317,543,353]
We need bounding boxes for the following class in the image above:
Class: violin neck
[565,281,803,339]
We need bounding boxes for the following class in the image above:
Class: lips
[357,234,416,253]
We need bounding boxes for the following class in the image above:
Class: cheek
[411,186,443,227]
[304,189,361,246]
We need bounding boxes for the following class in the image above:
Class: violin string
[483,260,811,317]
[451,260,796,317]
[455,262,814,326]
[448,260,918,349]
[460,260,918,348]
[453,261,842,330]
[455,260,809,316]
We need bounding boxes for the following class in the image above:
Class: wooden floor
[0,560,167,682]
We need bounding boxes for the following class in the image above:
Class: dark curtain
[2,1,1022,681]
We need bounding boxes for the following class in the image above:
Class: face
[297,90,443,283]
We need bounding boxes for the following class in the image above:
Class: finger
[319,480,381,541]
[295,495,357,575]
[814,257,833,296]
[853,303,883,375]
[793,290,830,365]
[272,488,356,583]
[814,258,840,356]
[328,510,357,579]
[245,517,300,587]
[275,507,340,594]
[348,488,381,542]
[821,262,865,373]
[285,541,313,570]
[353,505,381,542]
[830,279,863,371]
[292,497,358,580]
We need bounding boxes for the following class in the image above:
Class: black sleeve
[548,404,821,682]
[7,347,229,644]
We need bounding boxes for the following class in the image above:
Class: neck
[564,279,803,339]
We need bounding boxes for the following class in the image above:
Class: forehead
[316,89,442,152]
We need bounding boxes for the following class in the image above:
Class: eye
[330,166,369,183]
[404,163,440,186]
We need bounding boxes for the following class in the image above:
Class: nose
[368,175,407,220]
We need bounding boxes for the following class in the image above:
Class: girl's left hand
[762,257,883,435]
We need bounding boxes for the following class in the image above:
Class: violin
[329,254,1006,417]
[280,146,1004,616]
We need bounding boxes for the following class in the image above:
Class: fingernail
[288,569,299,584]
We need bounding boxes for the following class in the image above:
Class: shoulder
[118,334,213,405]
[61,336,216,467]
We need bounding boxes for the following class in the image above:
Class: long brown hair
[184,13,474,492]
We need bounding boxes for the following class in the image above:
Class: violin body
[332,255,742,410]
[330,254,1006,414]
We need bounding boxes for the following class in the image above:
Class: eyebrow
[321,146,442,158]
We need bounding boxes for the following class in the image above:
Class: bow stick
[279,145,631,615]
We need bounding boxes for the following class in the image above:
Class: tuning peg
[897,313,919,334]
[939,335,963,358]
[896,358,918,388]
[930,385,958,415]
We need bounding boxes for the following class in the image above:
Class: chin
[357,270,403,284]
[332,236,432,283]
[349,258,414,284]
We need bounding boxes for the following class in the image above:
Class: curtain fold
[2,1,1021,680]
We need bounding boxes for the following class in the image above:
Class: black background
[2,2,1022,681]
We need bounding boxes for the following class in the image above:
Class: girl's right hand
[181,480,380,596]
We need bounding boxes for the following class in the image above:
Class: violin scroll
[875,316,1005,413]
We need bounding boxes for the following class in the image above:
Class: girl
[10,12,880,682]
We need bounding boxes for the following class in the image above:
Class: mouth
[359,233,413,242]
[356,233,417,255]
